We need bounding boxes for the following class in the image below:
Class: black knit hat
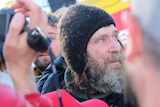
[59,4,116,74]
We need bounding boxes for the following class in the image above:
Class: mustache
[105,52,124,64]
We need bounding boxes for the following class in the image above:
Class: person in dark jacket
[58,4,125,107]
[36,14,66,94]
[34,14,60,78]
[37,56,66,94]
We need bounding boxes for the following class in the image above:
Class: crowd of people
[0,0,159,107]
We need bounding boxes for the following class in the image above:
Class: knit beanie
[59,4,116,74]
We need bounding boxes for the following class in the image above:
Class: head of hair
[58,4,115,75]
[47,14,59,27]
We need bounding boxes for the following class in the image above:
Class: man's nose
[108,39,122,53]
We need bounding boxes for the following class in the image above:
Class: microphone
[44,89,109,107]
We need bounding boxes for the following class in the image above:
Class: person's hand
[3,0,48,95]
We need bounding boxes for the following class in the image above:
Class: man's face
[48,25,61,58]
[34,51,50,71]
[34,24,61,70]
[86,24,124,93]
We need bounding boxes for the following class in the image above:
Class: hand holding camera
[0,8,48,52]
[2,0,49,94]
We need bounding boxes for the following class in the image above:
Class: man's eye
[113,34,119,41]
[49,37,55,41]
[98,38,104,43]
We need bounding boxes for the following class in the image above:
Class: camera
[0,8,48,52]
[0,8,14,42]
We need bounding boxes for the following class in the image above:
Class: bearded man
[34,14,60,74]
[58,4,125,107]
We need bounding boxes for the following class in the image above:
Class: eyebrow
[97,30,119,37]
[48,32,57,35]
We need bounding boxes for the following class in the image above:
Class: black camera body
[0,8,48,52]
[0,8,14,42]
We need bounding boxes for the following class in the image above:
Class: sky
[0,0,9,9]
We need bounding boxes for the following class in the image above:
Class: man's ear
[121,12,143,62]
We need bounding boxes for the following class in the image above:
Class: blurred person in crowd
[122,0,160,107]
[0,8,15,88]
[0,43,14,88]
[58,4,125,107]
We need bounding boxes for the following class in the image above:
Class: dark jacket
[64,69,124,107]
[36,56,66,94]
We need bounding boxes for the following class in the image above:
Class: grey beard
[87,53,124,94]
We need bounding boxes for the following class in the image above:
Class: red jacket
[0,84,108,107]
[0,84,53,107]
[44,89,109,107]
